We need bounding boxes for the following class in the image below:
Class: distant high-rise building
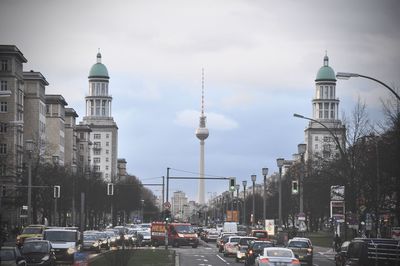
[195,70,209,205]
[82,52,118,181]
[64,108,78,171]
[171,190,189,220]
[304,53,346,160]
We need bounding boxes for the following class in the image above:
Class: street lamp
[235,184,240,214]
[242,180,247,226]
[141,199,145,222]
[297,144,306,215]
[262,168,268,226]
[336,72,400,101]
[251,174,256,227]
[25,140,34,225]
[276,158,285,231]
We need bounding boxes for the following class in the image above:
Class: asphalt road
[175,240,336,266]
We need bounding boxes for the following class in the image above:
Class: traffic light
[292,180,298,195]
[229,177,236,192]
[53,185,60,198]
[164,209,171,222]
[107,183,114,196]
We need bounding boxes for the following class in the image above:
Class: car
[126,229,141,246]
[236,237,257,262]
[286,238,313,266]
[204,229,219,242]
[16,225,46,248]
[104,230,118,247]
[138,230,151,246]
[255,247,300,266]
[0,246,27,266]
[21,240,56,266]
[43,228,81,264]
[223,235,241,257]
[334,240,350,266]
[250,230,269,241]
[82,233,101,253]
[244,240,274,266]
[216,232,236,251]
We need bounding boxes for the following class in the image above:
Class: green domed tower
[83,51,118,181]
[304,53,346,161]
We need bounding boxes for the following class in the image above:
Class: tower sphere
[196,127,209,140]
[89,52,109,78]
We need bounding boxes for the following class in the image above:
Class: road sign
[163,201,171,209]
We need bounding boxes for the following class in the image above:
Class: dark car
[287,238,313,266]
[244,240,274,266]
[236,237,257,262]
[0,246,27,266]
[334,240,350,266]
[21,240,56,266]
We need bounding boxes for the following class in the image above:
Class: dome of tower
[196,127,209,140]
[315,54,336,81]
[88,52,109,78]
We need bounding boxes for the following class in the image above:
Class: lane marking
[216,254,230,264]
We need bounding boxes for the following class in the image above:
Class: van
[223,222,238,234]
[150,222,198,248]
[43,228,81,264]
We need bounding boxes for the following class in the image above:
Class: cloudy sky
[1,0,399,202]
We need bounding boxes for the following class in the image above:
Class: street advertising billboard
[226,210,239,222]
[265,219,275,236]
[330,201,345,222]
[331,185,345,201]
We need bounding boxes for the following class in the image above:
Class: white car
[255,247,300,266]
[223,236,241,257]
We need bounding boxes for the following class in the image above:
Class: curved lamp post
[242,180,247,226]
[336,72,400,101]
[251,175,257,227]
[297,144,306,215]
[276,158,285,231]
[262,168,268,225]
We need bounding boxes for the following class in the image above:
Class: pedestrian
[334,234,342,251]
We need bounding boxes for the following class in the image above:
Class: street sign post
[163,201,171,209]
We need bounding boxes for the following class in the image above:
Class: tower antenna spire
[201,68,205,116]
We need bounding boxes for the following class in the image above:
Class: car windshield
[266,249,292,257]
[84,234,98,240]
[288,241,309,248]
[254,232,268,238]
[139,231,150,236]
[45,231,77,242]
[239,238,255,245]
[230,237,240,243]
[0,249,15,261]
[22,227,42,234]
[174,225,195,233]
[22,242,48,254]
[253,242,273,250]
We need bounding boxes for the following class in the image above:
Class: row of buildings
[0,45,125,227]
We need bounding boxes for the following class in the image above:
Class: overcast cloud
[1,0,399,201]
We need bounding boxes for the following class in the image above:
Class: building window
[314,136,318,141]
[94,150,101,155]
[106,142,109,147]
[0,143,7,154]
[94,141,101,148]
[0,164,6,176]
[0,102,7,112]
[93,157,100,164]
[1,60,8,71]
[94,134,101,139]
[105,166,109,170]
[314,144,318,150]
[0,123,7,133]
[94,165,100,172]
[0,80,7,91]
[106,157,109,162]
[79,133,84,140]
[79,144,84,150]
[79,155,84,162]
[106,150,109,154]
[106,134,109,138]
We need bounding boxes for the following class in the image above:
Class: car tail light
[248,250,253,255]
[259,258,269,263]
[292,258,300,264]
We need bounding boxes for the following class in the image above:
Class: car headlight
[103,240,108,244]
[178,233,184,238]
[93,242,99,247]
[41,255,50,261]
[67,247,76,254]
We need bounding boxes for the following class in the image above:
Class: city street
[175,240,336,266]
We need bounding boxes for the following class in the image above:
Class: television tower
[195,69,209,205]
